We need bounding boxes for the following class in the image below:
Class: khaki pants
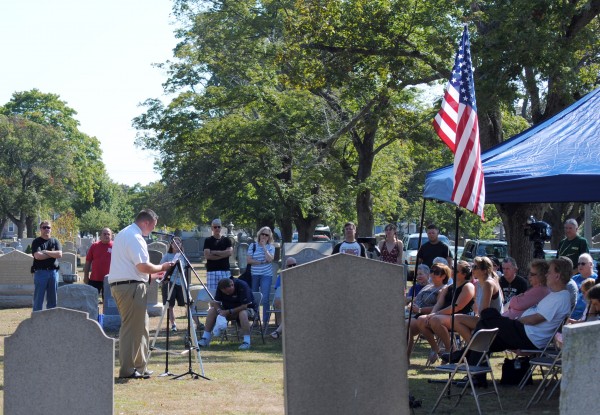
[111,282,149,377]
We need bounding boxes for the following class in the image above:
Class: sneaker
[171,324,177,332]
[198,338,210,347]
[238,342,251,350]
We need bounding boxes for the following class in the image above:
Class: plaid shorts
[207,270,231,291]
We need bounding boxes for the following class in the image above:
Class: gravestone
[57,284,99,321]
[63,241,76,252]
[0,250,34,307]
[282,242,333,266]
[560,320,600,414]
[102,276,121,331]
[148,241,168,255]
[79,237,94,256]
[2,246,15,254]
[4,307,114,415]
[59,252,78,281]
[147,249,164,316]
[182,237,202,261]
[20,237,34,253]
[282,254,408,415]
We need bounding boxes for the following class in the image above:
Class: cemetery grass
[0,307,560,414]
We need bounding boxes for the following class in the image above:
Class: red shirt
[86,241,113,282]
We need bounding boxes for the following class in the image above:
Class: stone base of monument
[102,314,122,332]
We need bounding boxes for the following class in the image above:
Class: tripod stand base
[159,372,176,377]
[171,370,210,381]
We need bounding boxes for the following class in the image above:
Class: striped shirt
[248,243,275,276]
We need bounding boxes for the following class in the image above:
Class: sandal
[270,331,281,339]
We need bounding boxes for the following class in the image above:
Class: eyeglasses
[577,262,590,266]
[261,233,270,237]
[287,263,296,268]
[41,226,51,230]
[212,226,221,229]
[431,268,444,276]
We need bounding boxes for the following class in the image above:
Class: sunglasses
[41,226,51,230]
[261,233,270,237]
[577,262,590,266]
[287,263,296,267]
[212,226,221,229]
[431,268,444,276]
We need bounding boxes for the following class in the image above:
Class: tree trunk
[26,216,35,238]
[356,188,373,237]
[294,217,320,243]
[496,203,547,273]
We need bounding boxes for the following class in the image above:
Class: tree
[0,115,75,238]
[1,89,107,228]
[467,0,600,270]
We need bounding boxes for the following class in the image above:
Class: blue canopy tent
[424,87,600,204]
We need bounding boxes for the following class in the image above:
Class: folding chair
[263,285,282,335]
[517,310,571,389]
[431,328,502,415]
[526,349,562,408]
[250,292,265,344]
[190,287,214,330]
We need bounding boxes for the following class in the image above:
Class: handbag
[238,243,256,286]
[501,357,532,385]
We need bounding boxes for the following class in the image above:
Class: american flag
[433,26,485,219]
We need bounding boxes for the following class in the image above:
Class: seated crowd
[407,254,600,372]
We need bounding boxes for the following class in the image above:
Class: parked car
[460,240,508,262]
[403,233,451,277]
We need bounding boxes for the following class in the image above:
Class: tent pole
[406,198,427,345]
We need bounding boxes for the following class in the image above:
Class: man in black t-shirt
[31,220,63,311]
[203,218,232,291]
[198,278,255,350]
[500,256,528,305]
[416,224,452,267]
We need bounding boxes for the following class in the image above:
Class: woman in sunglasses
[452,256,503,345]
[416,261,475,365]
[406,264,448,360]
[247,226,275,327]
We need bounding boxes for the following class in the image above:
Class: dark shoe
[121,370,150,379]
[441,349,464,364]
[472,374,488,388]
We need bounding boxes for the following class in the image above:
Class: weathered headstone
[2,246,15,254]
[57,284,99,321]
[4,308,114,415]
[79,237,94,257]
[0,250,34,307]
[148,241,168,255]
[63,241,76,252]
[182,237,202,261]
[282,254,408,414]
[560,320,600,414]
[147,249,164,316]
[102,275,121,331]
[282,242,333,266]
[59,252,78,282]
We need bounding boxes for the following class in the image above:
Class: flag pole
[406,198,427,345]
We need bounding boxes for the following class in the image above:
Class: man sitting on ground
[198,277,256,350]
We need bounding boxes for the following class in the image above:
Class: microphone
[151,231,175,237]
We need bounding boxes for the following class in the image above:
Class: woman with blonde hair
[246,226,275,327]
[452,256,503,344]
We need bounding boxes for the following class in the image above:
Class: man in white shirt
[108,209,174,379]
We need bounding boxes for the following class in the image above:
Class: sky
[0,0,178,186]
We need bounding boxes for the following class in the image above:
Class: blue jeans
[33,269,59,311]
[251,273,272,325]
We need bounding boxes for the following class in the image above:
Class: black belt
[110,280,144,287]
[34,267,57,271]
